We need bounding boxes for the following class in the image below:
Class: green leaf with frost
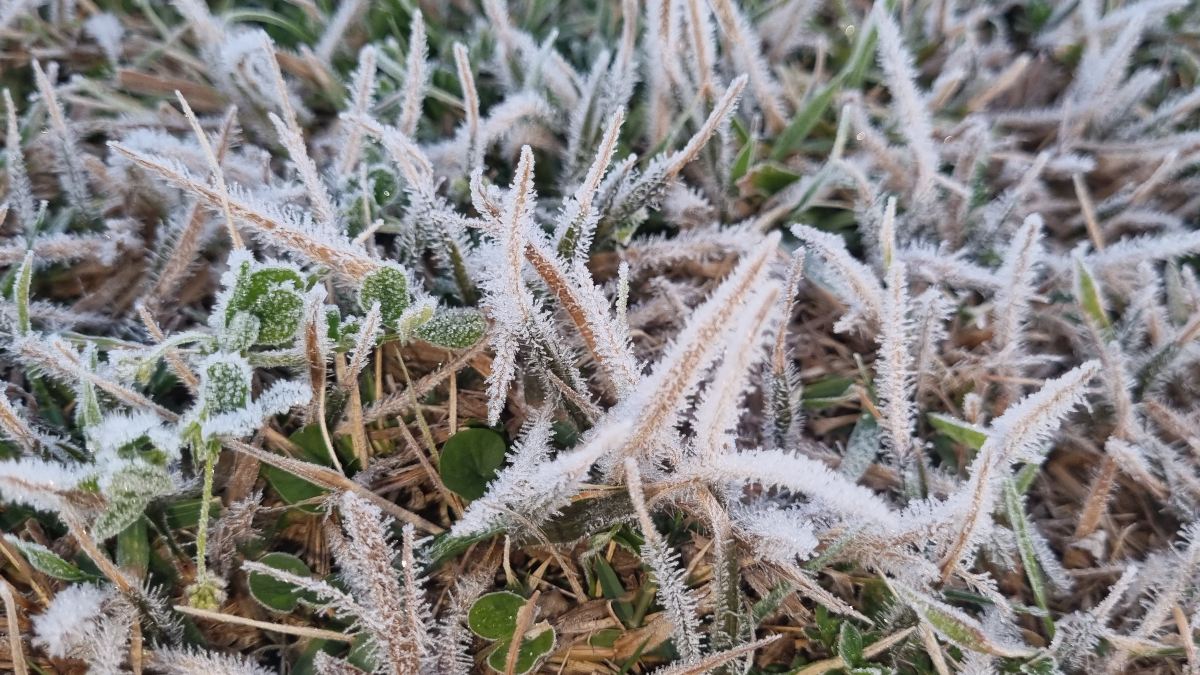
[841,414,880,479]
[469,591,527,640]
[1073,258,1111,336]
[77,346,103,429]
[220,312,261,353]
[92,463,175,540]
[13,251,33,335]
[358,262,410,326]
[838,621,865,665]
[890,578,1035,658]
[396,300,435,342]
[201,356,251,415]
[1003,480,1053,636]
[226,265,305,346]
[250,286,305,345]
[6,536,94,581]
[248,552,314,613]
[928,413,988,450]
[414,308,486,348]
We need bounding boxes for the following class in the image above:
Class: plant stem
[194,437,219,582]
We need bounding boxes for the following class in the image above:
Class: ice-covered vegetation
[1,0,1200,672]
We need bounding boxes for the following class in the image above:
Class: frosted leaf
[395,297,436,343]
[203,380,311,439]
[219,254,307,347]
[93,464,177,540]
[872,2,940,196]
[791,223,884,331]
[200,353,252,416]
[358,261,411,326]
[220,311,262,352]
[413,308,487,349]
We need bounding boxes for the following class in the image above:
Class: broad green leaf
[248,552,314,613]
[838,622,864,665]
[928,413,988,450]
[439,428,506,500]
[6,536,93,581]
[261,425,339,511]
[486,626,556,674]
[468,591,526,640]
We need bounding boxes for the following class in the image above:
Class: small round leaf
[468,591,525,640]
[248,552,312,613]
[250,287,304,345]
[201,356,251,415]
[440,428,506,500]
[358,263,410,326]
